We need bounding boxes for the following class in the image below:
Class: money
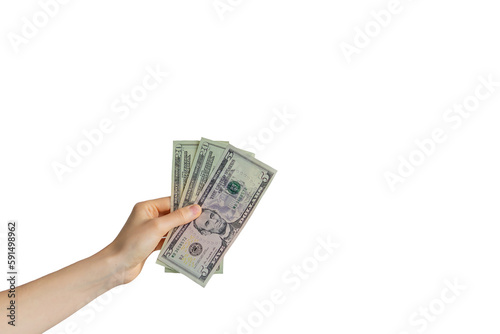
[171,141,199,213]
[157,144,276,287]
[179,138,255,212]
[162,139,226,274]
[179,139,230,213]
[168,139,229,239]
[164,138,254,273]
[162,141,199,273]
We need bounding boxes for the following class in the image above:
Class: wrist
[95,245,127,288]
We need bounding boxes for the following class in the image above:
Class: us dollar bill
[179,138,255,210]
[162,141,199,274]
[179,138,230,208]
[157,145,276,287]
[163,139,253,274]
[171,141,199,213]
[163,139,227,274]
[167,138,230,242]
[167,137,253,255]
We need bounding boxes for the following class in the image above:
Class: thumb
[155,204,202,233]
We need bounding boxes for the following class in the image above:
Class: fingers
[134,197,171,218]
[153,204,201,234]
[147,197,172,215]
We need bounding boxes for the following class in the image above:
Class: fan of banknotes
[156,138,277,287]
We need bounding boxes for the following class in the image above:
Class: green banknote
[157,144,276,286]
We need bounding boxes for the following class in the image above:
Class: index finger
[141,197,171,217]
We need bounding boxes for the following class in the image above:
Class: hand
[0,196,201,334]
[106,197,201,285]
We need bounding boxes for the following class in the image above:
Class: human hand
[105,197,201,285]
[0,197,201,334]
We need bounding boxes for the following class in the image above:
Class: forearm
[0,198,198,333]
[0,246,122,334]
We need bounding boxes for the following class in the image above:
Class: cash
[157,143,276,286]
[161,138,224,274]
[162,141,200,273]
[170,141,199,213]
[168,138,229,240]
[162,138,254,274]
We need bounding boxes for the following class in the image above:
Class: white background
[1,0,500,333]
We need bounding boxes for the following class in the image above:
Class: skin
[0,197,201,334]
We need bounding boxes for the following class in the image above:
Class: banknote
[163,138,228,273]
[165,138,254,273]
[157,145,276,286]
[180,138,230,208]
[162,139,226,274]
[162,139,254,274]
[162,141,199,273]
[167,138,230,242]
[171,141,199,213]
[179,138,255,210]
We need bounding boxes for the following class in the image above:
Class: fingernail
[189,204,201,217]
